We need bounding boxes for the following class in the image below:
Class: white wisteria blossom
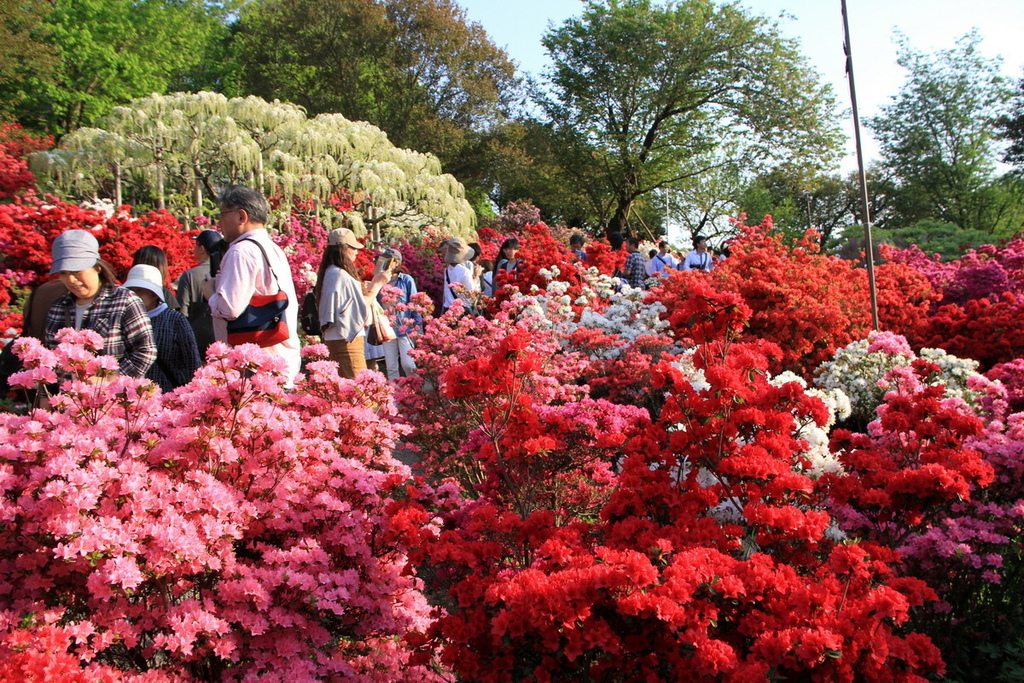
[31,92,475,237]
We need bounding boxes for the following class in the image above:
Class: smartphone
[374,255,394,276]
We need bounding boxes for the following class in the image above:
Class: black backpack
[299,291,321,337]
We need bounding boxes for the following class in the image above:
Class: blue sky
[457,0,1024,171]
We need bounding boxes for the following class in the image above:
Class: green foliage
[975,637,1024,683]
[229,0,519,205]
[1000,76,1024,172]
[738,167,861,248]
[870,220,995,261]
[0,0,236,136]
[0,0,57,124]
[483,118,605,229]
[868,31,1020,233]
[534,0,842,235]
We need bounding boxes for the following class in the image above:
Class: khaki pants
[326,337,366,379]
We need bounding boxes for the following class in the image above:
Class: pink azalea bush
[0,331,441,682]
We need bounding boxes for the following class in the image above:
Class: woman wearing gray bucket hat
[44,229,157,378]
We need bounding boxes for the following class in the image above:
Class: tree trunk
[113,161,122,206]
[156,158,165,210]
[193,165,203,213]
[606,195,633,238]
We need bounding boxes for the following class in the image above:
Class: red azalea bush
[649,274,751,349]
[0,625,123,683]
[707,218,874,374]
[488,222,585,308]
[403,330,944,681]
[101,208,197,282]
[915,292,1024,372]
[884,237,1024,305]
[0,200,195,285]
[821,357,1024,679]
[0,334,439,682]
[880,243,959,293]
[824,361,994,547]
[581,333,678,415]
[0,123,52,200]
[583,239,627,278]
[396,299,590,488]
[873,261,940,341]
[881,238,1024,370]
[0,269,35,340]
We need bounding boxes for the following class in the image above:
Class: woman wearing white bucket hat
[45,229,156,378]
[124,264,201,392]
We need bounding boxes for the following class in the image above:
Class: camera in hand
[374,254,394,276]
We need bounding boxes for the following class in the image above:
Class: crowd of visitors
[31,184,720,391]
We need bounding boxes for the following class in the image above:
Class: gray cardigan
[318,265,369,342]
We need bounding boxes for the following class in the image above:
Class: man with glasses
[202,185,301,381]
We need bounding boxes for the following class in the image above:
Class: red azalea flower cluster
[488,223,585,309]
[825,361,993,545]
[916,292,1024,371]
[396,300,589,487]
[581,333,677,415]
[0,200,195,285]
[708,218,874,373]
[0,624,122,682]
[0,123,51,200]
[402,330,945,681]
[882,237,1024,370]
[583,239,627,278]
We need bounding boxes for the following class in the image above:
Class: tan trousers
[326,337,366,379]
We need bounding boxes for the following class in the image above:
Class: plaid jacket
[624,251,647,289]
[45,285,157,378]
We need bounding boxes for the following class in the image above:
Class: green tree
[0,0,57,122]
[535,0,842,235]
[0,0,235,136]
[229,0,519,207]
[737,167,879,248]
[999,75,1024,172]
[482,118,602,228]
[868,32,1020,233]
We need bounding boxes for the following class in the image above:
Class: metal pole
[841,0,880,330]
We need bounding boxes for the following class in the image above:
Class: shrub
[0,333,439,682]
[405,328,943,681]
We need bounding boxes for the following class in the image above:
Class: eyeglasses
[218,208,241,220]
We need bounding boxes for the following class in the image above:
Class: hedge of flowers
[3,130,1024,681]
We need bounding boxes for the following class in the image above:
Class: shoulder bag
[226,240,290,347]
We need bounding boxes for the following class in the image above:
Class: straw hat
[327,228,363,249]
